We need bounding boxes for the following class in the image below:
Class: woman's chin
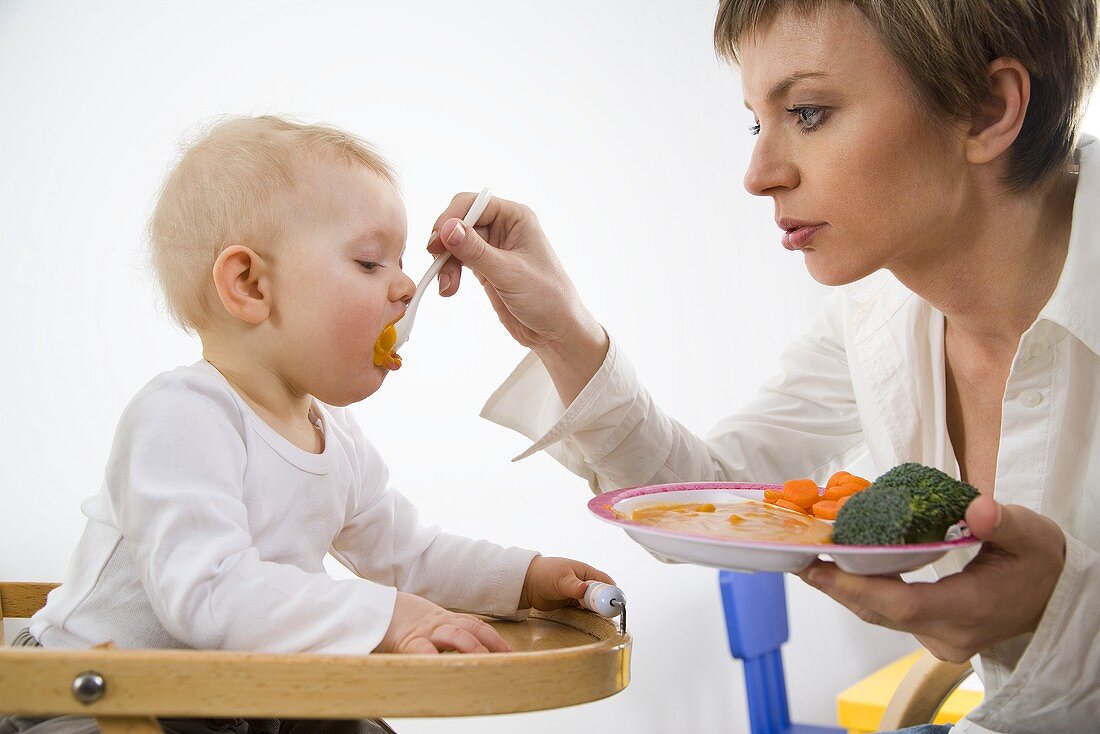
[804,252,878,287]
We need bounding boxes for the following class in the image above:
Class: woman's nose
[743,133,799,197]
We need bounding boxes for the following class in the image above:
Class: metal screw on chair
[71,671,106,704]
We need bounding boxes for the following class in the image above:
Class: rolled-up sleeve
[959,534,1100,733]
[481,291,867,492]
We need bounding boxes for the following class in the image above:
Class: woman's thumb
[965,494,1030,549]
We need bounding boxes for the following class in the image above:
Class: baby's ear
[212,245,271,325]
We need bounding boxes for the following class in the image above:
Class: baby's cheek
[330,300,380,357]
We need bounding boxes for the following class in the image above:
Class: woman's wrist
[533,311,610,407]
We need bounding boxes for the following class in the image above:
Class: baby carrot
[763,489,782,504]
[812,500,841,520]
[783,479,820,509]
[775,498,809,514]
[826,471,852,488]
[824,484,862,501]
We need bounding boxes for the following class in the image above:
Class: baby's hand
[519,556,616,611]
[378,592,512,654]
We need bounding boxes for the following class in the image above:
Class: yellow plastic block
[837,650,983,734]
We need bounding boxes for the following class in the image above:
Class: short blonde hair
[714,0,1100,192]
[148,115,396,332]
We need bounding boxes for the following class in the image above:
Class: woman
[427,1,1098,732]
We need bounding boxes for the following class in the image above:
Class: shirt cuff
[963,533,1100,732]
[480,548,540,622]
[479,550,539,620]
[481,336,625,460]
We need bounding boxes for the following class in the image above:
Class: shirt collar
[1040,134,1100,356]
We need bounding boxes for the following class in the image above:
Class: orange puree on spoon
[373,321,402,370]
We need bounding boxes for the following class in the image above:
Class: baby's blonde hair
[148,115,396,332]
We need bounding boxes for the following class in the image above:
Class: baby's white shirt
[30,360,538,653]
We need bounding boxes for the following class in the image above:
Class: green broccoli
[831,463,980,545]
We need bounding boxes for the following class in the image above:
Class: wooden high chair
[0,582,630,734]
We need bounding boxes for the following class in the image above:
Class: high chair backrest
[719,570,842,734]
[0,582,56,645]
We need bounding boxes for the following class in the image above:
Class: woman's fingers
[799,502,1067,661]
[429,191,480,240]
[800,562,926,631]
[440,218,504,274]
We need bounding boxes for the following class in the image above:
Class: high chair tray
[0,602,629,719]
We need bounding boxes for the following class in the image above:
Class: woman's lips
[781,223,827,251]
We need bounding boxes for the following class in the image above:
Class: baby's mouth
[372,318,403,371]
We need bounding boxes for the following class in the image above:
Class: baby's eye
[357,260,379,272]
[748,122,761,136]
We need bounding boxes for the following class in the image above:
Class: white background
[2,2,1097,731]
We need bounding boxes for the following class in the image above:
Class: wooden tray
[0,582,630,723]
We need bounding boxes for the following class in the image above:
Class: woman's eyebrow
[745,70,829,110]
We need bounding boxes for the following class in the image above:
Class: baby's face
[267,160,415,406]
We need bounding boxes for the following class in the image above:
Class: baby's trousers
[0,630,396,734]
[0,716,395,734]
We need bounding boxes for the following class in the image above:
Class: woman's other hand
[798,495,1066,662]
[428,193,609,403]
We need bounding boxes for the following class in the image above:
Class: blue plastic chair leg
[720,570,844,734]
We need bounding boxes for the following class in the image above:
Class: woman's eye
[788,106,829,132]
[357,260,379,272]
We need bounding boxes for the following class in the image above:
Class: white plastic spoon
[391,187,492,351]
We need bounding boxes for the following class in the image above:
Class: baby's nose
[394,272,416,304]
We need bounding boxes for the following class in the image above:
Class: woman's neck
[890,171,1077,352]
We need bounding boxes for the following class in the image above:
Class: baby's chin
[312,369,388,407]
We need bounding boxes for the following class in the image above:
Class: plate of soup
[588,482,979,575]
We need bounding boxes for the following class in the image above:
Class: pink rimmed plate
[588,482,981,575]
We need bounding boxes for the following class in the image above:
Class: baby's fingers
[402,636,440,655]
[575,562,616,587]
[454,615,512,653]
[429,624,490,654]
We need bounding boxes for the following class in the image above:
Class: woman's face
[739,2,971,285]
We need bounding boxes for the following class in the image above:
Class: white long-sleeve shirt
[31,360,538,654]
[482,137,1100,734]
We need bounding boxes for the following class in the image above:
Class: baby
[25,116,613,670]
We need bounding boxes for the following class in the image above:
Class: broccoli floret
[831,463,980,545]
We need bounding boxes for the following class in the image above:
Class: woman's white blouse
[482,137,1100,734]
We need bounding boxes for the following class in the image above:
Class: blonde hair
[714,0,1100,192]
[148,115,396,332]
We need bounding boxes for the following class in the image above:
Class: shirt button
[1019,389,1043,408]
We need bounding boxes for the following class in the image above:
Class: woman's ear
[965,58,1030,167]
[212,245,271,325]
